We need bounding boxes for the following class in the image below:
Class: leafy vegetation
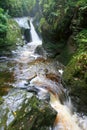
[0,8,8,46]
[6,19,23,46]
[62,1,87,114]
[74,29,87,52]
[0,8,23,55]
[0,0,36,17]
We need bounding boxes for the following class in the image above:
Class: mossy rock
[63,52,87,114]
[0,18,23,55]
[7,95,56,130]
[6,19,23,47]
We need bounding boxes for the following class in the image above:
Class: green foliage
[74,52,87,78]
[0,0,36,17]
[0,24,7,34]
[77,0,87,6]
[0,8,8,45]
[6,19,23,46]
[0,8,7,32]
[74,29,87,52]
[63,51,87,84]
[39,17,49,32]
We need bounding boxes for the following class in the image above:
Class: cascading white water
[30,21,41,43]
[14,17,30,29]
[15,17,42,45]
[50,93,81,130]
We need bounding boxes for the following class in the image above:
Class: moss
[7,96,56,130]
[55,44,73,65]
[0,96,4,104]
[63,51,87,114]
[0,18,23,55]
[6,19,23,47]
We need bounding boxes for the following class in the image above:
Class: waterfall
[15,17,42,45]
[30,21,40,43]
[14,17,30,29]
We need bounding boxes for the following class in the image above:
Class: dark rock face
[24,28,31,43]
[62,5,87,115]
[40,7,74,61]
[35,45,47,57]
[21,27,31,43]
[21,19,31,43]
[80,7,87,28]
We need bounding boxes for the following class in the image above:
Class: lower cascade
[0,17,87,130]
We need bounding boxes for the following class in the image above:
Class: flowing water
[0,17,87,130]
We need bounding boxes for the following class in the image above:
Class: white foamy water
[15,17,30,29]
[30,20,42,44]
[50,93,81,130]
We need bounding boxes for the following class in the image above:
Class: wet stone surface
[0,89,56,130]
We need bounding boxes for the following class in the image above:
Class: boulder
[0,89,57,130]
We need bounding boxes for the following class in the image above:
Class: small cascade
[50,93,81,130]
[30,21,41,43]
[14,17,30,29]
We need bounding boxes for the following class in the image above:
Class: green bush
[0,8,7,32]
[74,29,87,52]
[0,8,8,45]
[0,0,36,17]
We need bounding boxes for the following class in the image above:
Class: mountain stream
[0,17,87,130]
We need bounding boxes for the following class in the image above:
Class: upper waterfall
[30,21,40,43]
[15,17,42,45]
[14,17,30,29]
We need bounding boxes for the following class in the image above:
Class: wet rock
[24,28,31,43]
[0,89,56,130]
[27,85,50,101]
[7,94,56,130]
[35,45,47,57]
[21,27,31,43]
[46,73,60,83]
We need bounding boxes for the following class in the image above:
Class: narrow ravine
[0,17,87,130]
